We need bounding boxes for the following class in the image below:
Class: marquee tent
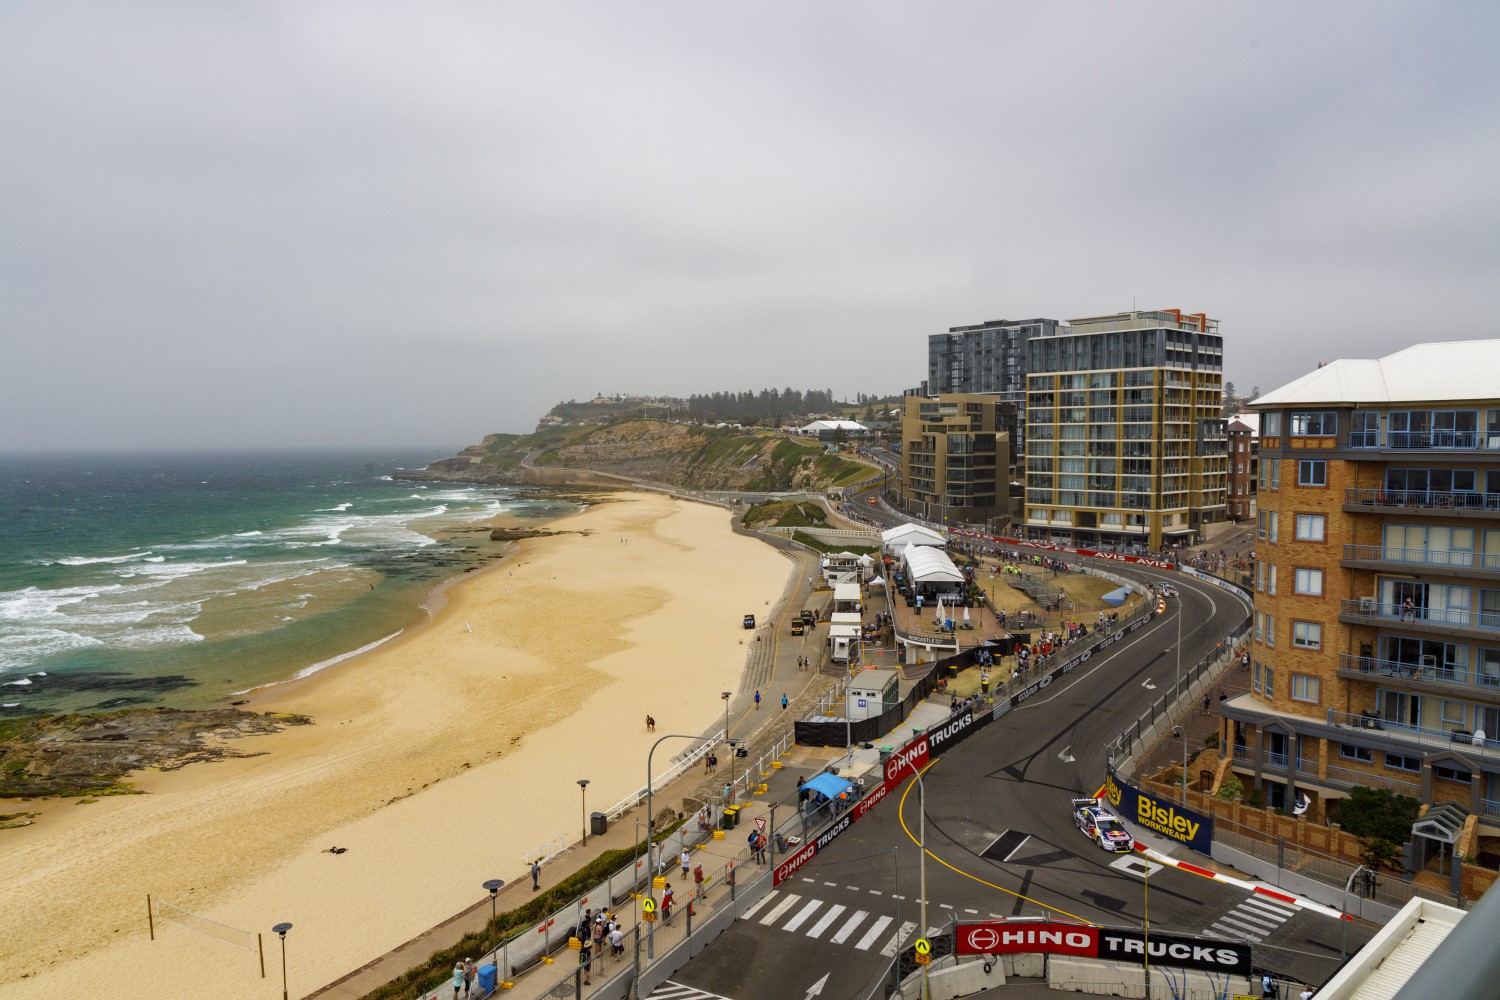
[901,545,964,595]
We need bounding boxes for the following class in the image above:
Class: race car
[1072,798,1133,852]
[1160,585,1179,598]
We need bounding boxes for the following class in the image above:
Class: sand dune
[0,492,791,1000]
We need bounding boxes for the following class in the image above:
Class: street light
[645,732,711,962]
[483,879,504,925]
[901,766,932,1000]
[271,922,293,1000]
[1175,598,1186,805]
[1342,865,1369,960]
[578,779,591,846]
[722,692,735,800]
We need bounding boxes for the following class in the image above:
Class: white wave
[49,550,154,567]
[143,556,166,563]
[29,671,46,677]
[376,475,393,481]
[315,502,353,512]
[1,704,18,708]
[4,678,32,686]
[121,559,249,582]
[232,629,404,694]
[234,531,264,538]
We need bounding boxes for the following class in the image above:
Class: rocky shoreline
[0,707,312,805]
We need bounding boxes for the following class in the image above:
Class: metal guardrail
[1342,543,1500,571]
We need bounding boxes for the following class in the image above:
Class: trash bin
[478,964,497,992]
[591,811,608,837]
[722,806,739,830]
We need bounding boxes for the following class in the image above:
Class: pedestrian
[781,693,789,711]
[646,714,655,732]
[579,936,593,985]
[1298,987,1313,1000]
[681,849,691,878]
[1202,692,1211,714]
[451,962,464,1000]
[592,917,605,958]
[464,957,476,997]
[754,690,761,710]
[662,883,674,924]
[610,924,624,957]
[1262,972,1277,998]
[531,858,541,892]
[693,863,705,898]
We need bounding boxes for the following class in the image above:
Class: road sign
[914,937,931,956]
[914,952,929,965]
[755,817,767,831]
[641,898,655,913]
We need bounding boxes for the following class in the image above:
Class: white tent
[881,523,945,556]
[902,545,964,595]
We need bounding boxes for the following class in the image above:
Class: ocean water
[0,452,574,715]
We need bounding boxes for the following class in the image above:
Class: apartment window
[1292,621,1322,649]
[1295,514,1326,541]
[1272,462,1281,490]
[1263,412,1282,436]
[1294,568,1324,595]
[1435,764,1472,784]
[1385,753,1420,773]
[1257,510,1268,541]
[1252,660,1263,693]
[1291,411,1338,437]
[1268,512,1279,543]
[1298,460,1327,486]
[1442,700,1468,726]
[1340,744,1373,763]
[1265,614,1275,647]
[1291,674,1320,703]
[1269,564,1278,595]
[1264,665,1274,698]
[1256,561,1266,592]
[1254,611,1265,641]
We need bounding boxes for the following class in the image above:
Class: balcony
[1326,709,1500,761]
[1343,487,1500,516]
[1387,430,1482,450]
[1342,543,1500,578]
[1322,763,1422,797]
[1338,599,1500,640]
[1229,749,1421,796]
[1337,653,1500,697]
[1484,799,1500,821]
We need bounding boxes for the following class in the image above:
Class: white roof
[902,545,965,583]
[1254,340,1500,407]
[828,623,861,637]
[881,523,946,548]
[833,582,861,600]
[1312,896,1463,999]
[1228,412,1259,435]
[801,419,867,432]
[831,612,862,624]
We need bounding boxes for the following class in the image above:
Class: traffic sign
[914,952,929,965]
[641,898,656,913]
[914,937,931,955]
[755,817,767,831]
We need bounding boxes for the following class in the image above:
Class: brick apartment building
[1221,341,1500,839]
[1228,414,1258,521]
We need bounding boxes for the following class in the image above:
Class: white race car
[1072,798,1133,852]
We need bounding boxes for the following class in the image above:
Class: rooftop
[1253,340,1500,407]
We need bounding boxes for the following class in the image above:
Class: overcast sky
[3,3,1497,453]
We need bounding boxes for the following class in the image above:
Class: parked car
[790,620,805,636]
[743,614,756,629]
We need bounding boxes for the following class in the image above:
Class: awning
[803,773,855,800]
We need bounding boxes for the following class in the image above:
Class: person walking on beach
[646,714,655,732]
[781,693,788,711]
[754,690,761,710]
[531,859,541,892]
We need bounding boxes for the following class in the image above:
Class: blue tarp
[803,773,855,800]
[1101,586,1131,607]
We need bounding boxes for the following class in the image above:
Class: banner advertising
[1104,769,1214,854]
[956,921,1252,975]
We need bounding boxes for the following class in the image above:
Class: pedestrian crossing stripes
[1206,894,1297,942]
[741,890,918,954]
[648,981,735,1000]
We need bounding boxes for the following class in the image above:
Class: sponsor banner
[956,921,1097,957]
[884,735,931,785]
[1105,769,1214,853]
[854,777,891,820]
[948,529,1177,571]
[926,705,992,756]
[815,814,852,852]
[955,922,1251,975]
[773,841,817,885]
[1178,565,1252,602]
[1097,929,1253,975]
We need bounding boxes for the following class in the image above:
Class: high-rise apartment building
[899,394,1011,526]
[1022,309,1228,550]
[928,318,1060,460]
[1224,341,1500,831]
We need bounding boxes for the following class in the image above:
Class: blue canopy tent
[1101,586,1131,607]
[803,773,855,801]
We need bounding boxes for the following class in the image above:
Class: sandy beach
[0,492,791,1000]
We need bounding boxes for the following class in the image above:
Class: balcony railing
[1265,750,1288,768]
[1327,709,1500,759]
[1344,487,1500,511]
[1339,599,1500,632]
[1342,544,1500,572]
[1388,430,1482,450]
[1336,653,1499,693]
[1323,763,1422,797]
[1484,798,1500,821]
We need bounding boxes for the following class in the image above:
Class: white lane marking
[868,889,882,895]
[879,921,918,957]
[824,881,838,887]
[739,890,777,920]
[1241,897,1296,918]
[829,910,868,944]
[855,915,893,951]
[759,893,802,925]
[806,904,847,939]
[1217,915,1268,938]
[1226,908,1281,930]
[964,908,978,914]
[782,899,823,932]
[891,894,906,900]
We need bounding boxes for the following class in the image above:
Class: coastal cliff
[401,417,878,493]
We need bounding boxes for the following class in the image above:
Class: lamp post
[722,692,735,800]
[1341,865,1368,960]
[578,779,591,846]
[645,732,709,962]
[271,922,292,1000]
[1176,599,1186,805]
[902,766,932,1000]
[483,879,504,925]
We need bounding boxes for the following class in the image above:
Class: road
[653,564,1371,999]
